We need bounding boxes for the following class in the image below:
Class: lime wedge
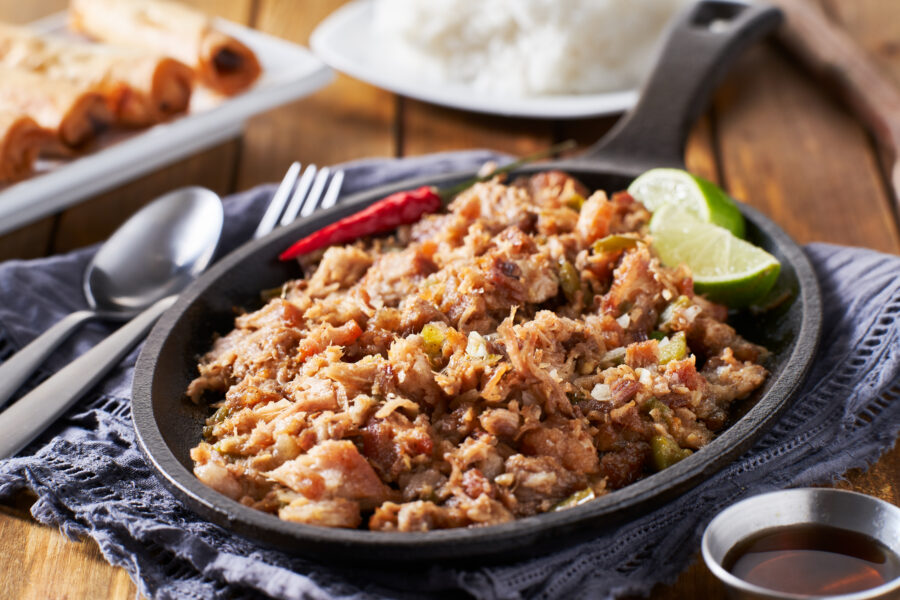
[649,205,780,307]
[628,168,745,238]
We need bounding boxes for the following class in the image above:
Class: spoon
[0,186,224,409]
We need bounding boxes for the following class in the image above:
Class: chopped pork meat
[189,170,769,531]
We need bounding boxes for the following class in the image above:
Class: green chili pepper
[211,405,231,422]
[658,331,688,364]
[643,397,673,425]
[422,323,446,358]
[558,259,580,301]
[567,193,586,211]
[592,234,640,254]
[650,435,692,471]
[553,487,596,511]
[566,390,589,405]
[203,405,232,439]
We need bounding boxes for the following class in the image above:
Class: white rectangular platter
[0,12,333,236]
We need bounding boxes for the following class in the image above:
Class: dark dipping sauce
[724,524,900,596]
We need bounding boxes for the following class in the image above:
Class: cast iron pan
[133,1,821,563]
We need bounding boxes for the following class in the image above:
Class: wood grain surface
[0,1,897,599]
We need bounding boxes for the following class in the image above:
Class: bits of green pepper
[567,193,586,211]
[212,405,231,421]
[644,397,674,425]
[421,323,446,358]
[592,234,640,254]
[658,331,688,364]
[203,405,232,440]
[650,435,693,471]
[552,487,596,511]
[558,258,581,301]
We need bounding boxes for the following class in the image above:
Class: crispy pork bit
[189,170,769,531]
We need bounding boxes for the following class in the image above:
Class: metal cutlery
[0,164,344,459]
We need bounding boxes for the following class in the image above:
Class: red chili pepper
[278,186,441,260]
[278,140,577,261]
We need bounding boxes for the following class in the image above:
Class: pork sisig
[188,170,768,532]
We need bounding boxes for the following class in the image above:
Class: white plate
[0,13,333,236]
[310,0,638,121]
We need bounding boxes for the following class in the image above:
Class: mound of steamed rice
[372,0,691,96]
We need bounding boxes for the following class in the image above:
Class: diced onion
[616,313,631,328]
[591,383,611,401]
[636,367,653,386]
[466,331,488,358]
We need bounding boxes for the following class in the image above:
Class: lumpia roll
[0,23,193,127]
[69,0,261,96]
[0,112,50,182]
[0,68,111,148]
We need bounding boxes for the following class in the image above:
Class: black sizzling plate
[133,1,821,563]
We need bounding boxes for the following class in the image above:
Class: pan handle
[581,1,782,174]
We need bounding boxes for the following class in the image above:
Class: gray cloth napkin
[1,151,899,600]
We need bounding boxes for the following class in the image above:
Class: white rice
[372,0,692,96]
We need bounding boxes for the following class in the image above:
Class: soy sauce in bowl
[703,489,900,600]
[723,524,900,596]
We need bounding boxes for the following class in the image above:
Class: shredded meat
[189,170,769,531]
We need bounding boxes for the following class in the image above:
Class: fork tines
[253,162,345,240]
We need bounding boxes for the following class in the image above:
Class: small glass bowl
[702,488,900,600]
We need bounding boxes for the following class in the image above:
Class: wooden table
[0,1,897,598]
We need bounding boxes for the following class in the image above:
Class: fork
[254,162,345,240]
[0,165,345,459]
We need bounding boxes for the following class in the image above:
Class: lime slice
[649,205,780,307]
[628,168,745,238]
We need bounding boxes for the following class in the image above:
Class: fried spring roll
[0,112,51,182]
[0,23,193,127]
[69,0,261,96]
[0,68,111,148]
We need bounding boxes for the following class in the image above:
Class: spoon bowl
[0,186,223,408]
[84,186,224,315]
